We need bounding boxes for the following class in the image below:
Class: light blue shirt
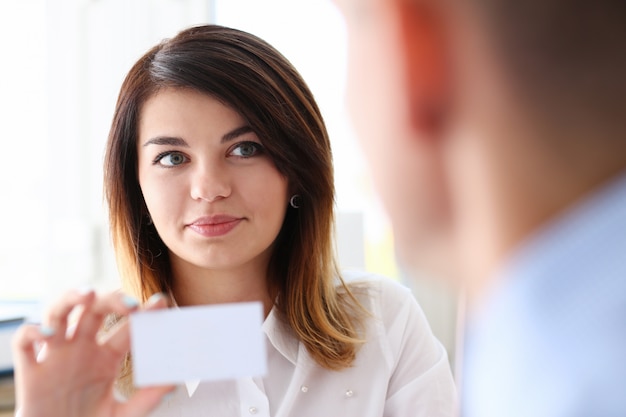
[463,172,626,417]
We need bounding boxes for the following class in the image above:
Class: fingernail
[39,325,56,337]
[147,292,166,306]
[122,294,140,309]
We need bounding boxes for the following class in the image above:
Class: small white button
[249,406,258,414]
[301,385,309,393]
[345,390,354,398]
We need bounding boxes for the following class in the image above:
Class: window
[0,0,47,299]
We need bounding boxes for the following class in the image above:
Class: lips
[187,215,243,237]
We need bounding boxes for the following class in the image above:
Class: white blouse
[149,272,456,417]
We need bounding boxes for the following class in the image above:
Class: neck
[169,255,275,316]
[451,127,626,309]
[443,4,626,309]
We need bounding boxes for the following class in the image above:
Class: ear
[392,0,451,138]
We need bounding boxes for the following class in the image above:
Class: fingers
[39,289,144,347]
[12,324,54,369]
[13,290,172,417]
[21,289,168,361]
[100,293,169,357]
[42,289,96,345]
[115,385,177,417]
[72,292,140,341]
[142,293,169,311]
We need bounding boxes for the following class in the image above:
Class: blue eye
[155,152,188,167]
[230,142,263,158]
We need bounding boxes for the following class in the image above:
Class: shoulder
[338,270,434,347]
[338,270,456,413]
[339,269,419,315]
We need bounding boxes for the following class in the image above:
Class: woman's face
[137,88,289,273]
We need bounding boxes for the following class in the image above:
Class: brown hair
[467,0,626,131]
[104,25,364,379]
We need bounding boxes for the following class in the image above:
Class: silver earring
[290,194,301,209]
[145,213,153,225]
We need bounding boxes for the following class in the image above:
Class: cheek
[240,167,289,223]
[345,31,417,231]
[385,147,454,278]
[138,172,183,223]
[345,31,398,152]
[376,148,423,239]
[343,13,453,268]
[344,18,412,194]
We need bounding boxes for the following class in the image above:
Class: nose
[190,161,232,203]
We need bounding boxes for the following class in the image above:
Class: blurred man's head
[335,0,626,296]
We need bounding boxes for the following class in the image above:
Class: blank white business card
[129,302,267,387]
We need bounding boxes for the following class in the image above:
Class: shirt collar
[262,305,300,365]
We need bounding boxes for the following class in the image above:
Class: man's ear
[392,0,451,138]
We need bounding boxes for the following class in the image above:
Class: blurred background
[0,0,457,367]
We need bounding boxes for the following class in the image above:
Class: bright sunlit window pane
[0,0,47,299]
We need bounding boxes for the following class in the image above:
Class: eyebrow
[142,125,254,147]
[221,125,254,143]
[142,136,189,147]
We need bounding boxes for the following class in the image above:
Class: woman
[13,25,455,417]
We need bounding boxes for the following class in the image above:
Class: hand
[12,289,175,417]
